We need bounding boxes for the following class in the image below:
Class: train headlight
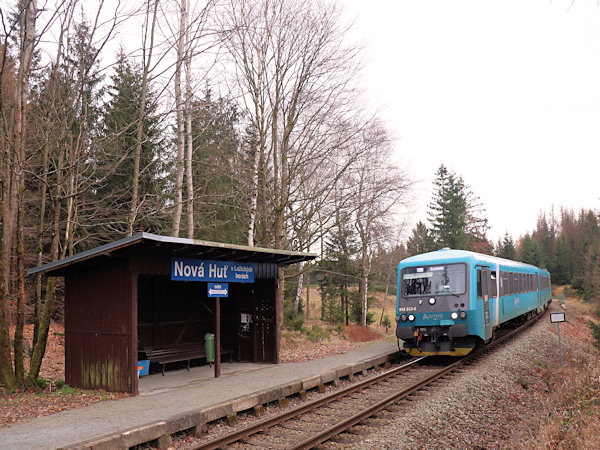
[428,297,436,305]
[450,312,459,320]
[400,314,408,322]
[459,311,467,319]
[408,314,415,322]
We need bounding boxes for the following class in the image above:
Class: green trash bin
[204,333,215,364]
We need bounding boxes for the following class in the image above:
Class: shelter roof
[27,232,317,277]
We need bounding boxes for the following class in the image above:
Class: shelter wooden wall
[64,259,136,393]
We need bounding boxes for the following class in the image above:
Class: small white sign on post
[550,312,565,323]
[550,312,566,365]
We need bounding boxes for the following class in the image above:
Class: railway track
[186,310,545,450]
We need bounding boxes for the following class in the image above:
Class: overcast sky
[343,0,600,243]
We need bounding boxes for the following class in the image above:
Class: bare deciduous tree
[129,0,160,237]
[351,121,411,327]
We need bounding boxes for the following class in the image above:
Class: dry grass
[302,285,397,326]
[514,288,600,449]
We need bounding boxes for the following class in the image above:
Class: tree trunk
[306,264,310,319]
[172,0,186,237]
[379,249,395,326]
[26,278,56,385]
[247,140,261,247]
[183,0,194,239]
[33,142,49,349]
[0,179,16,388]
[293,262,304,312]
[129,0,158,237]
[344,285,349,325]
[27,173,62,385]
[14,141,27,384]
[379,281,390,326]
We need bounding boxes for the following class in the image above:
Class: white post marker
[550,312,566,365]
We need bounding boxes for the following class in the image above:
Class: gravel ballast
[327,307,583,449]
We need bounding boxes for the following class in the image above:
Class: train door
[480,268,493,341]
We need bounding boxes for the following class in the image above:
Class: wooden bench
[141,342,233,375]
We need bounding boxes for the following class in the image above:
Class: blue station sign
[208,283,229,297]
[171,258,255,283]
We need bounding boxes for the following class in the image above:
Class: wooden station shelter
[27,233,316,394]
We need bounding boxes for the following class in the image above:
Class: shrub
[284,302,305,331]
[35,378,49,390]
[516,375,530,389]
[382,315,392,332]
[366,311,376,326]
[56,384,78,395]
[308,325,329,342]
[589,321,600,350]
[535,360,550,369]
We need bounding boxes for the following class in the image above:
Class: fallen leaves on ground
[1,321,387,427]
[0,386,129,429]
[1,323,131,429]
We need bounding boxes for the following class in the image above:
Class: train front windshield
[402,264,466,297]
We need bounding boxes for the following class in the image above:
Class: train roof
[399,248,550,275]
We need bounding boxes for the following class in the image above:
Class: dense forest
[1,0,598,392]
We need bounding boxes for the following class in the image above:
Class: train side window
[520,273,524,293]
[529,274,533,292]
[507,272,513,295]
[490,271,497,296]
[502,273,509,296]
[513,273,519,294]
[477,269,482,299]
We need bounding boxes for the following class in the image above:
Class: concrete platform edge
[59,348,400,449]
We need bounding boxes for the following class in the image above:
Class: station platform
[0,340,400,449]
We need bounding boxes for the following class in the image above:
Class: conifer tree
[496,232,516,260]
[318,220,357,325]
[427,164,489,250]
[406,221,436,255]
[96,52,169,236]
[187,89,246,243]
[553,231,572,285]
[520,233,543,267]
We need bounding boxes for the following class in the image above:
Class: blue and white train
[395,249,551,356]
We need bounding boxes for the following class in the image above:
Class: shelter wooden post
[215,297,221,378]
[275,267,284,364]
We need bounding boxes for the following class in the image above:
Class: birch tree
[171,0,185,236]
[221,0,363,249]
[352,122,411,327]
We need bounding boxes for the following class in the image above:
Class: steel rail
[291,309,547,449]
[189,308,546,450]
[189,357,426,450]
